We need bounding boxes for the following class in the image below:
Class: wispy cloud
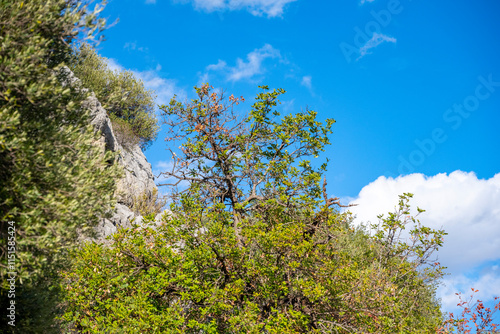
[229,44,281,81]
[347,171,500,313]
[174,0,297,18]
[357,32,397,60]
[153,159,191,188]
[438,270,500,312]
[106,58,124,73]
[124,41,147,52]
[106,58,185,107]
[133,69,186,106]
[152,160,190,198]
[300,75,315,96]
[153,160,173,183]
[301,75,312,90]
[202,44,281,83]
[280,98,295,113]
[360,0,375,4]
[206,59,228,72]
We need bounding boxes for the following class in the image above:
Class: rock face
[62,67,159,241]
[84,92,157,201]
[84,91,158,240]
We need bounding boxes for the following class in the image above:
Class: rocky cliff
[62,67,160,241]
[85,95,158,240]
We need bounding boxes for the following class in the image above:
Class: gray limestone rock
[61,66,163,241]
[81,88,156,207]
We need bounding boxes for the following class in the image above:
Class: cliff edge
[62,67,160,241]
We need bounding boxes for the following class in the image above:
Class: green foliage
[63,86,444,333]
[0,0,119,332]
[159,84,335,246]
[71,43,159,150]
[64,199,444,333]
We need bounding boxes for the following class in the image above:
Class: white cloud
[199,59,227,84]
[301,75,312,90]
[280,98,295,113]
[206,59,228,71]
[438,269,500,312]
[146,0,156,4]
[347,171,500,312]
[174,0,297,17]
[202,44,281,83]
[153,160,183,198]
[153,160,174,184]
[132,69,186,106]
[357,32,396,60]
[198,72,210,86]
[106,58,124,72]
[360,0,375,4]
[229,44,280,81]
[348,171,500,272]
[124,42,137,50]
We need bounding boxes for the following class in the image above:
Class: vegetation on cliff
[71,43,159,150]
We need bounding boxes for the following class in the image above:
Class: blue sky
[95,0,500,319]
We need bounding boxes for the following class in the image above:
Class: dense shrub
[71,44,159,150]
[131,187,167,217]
[62,194,444,333]
[0,0,120,332]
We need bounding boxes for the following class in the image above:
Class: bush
[62,194,444,333]
[71,44,159,150]
[0,0,119,332]
[110,114,140,149]
[131,187,167,217]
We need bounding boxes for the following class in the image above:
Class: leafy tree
[70,43,159,150]
[159,85,335,246]
[0,0,120,331]
[63,85,445,333]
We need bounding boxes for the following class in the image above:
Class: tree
[63,85,446,332]
[70,43,159,150]
[159,84,335,247]
[0,0,119,331]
